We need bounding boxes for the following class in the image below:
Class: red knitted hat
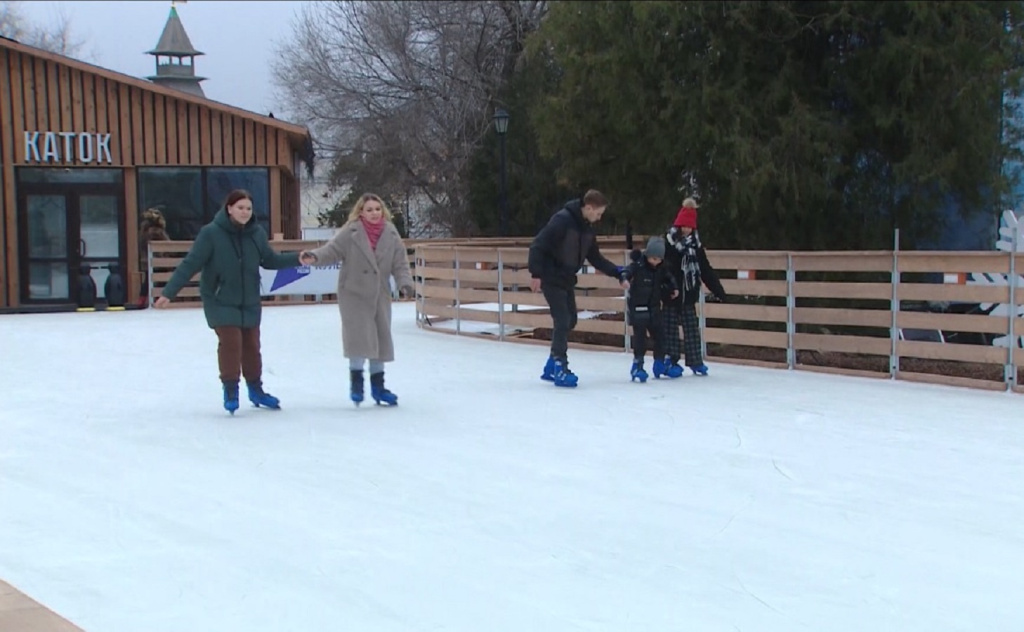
[674,206,697,229]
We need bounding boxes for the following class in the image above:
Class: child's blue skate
[630,359,648,383]
[653,356,684,379]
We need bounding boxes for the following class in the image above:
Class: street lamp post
[493,108,510,236]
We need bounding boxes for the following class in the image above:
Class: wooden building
[0,7,314,312]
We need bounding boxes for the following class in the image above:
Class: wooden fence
[147,235,642,307]
[413,245,1024,394]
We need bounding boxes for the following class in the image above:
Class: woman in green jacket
[155,189,301,414]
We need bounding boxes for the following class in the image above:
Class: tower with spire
[145,2,206,97]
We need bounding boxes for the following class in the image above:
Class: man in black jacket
[528,189,630,387]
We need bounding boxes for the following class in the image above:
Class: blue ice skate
[223,381,240,414]
[689,364,709,376]
[247,382,281,409]
[551,359,578,388]
[541,356,558,382]
[370,372,398,406]
[350,370,365,405]
[630,359,649,383]
[653,357,683,379]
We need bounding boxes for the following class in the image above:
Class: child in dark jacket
[624,236,679,382]
[664,200,727,375]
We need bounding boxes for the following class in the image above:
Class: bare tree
[0,1,86,58]
[272,0,546,236]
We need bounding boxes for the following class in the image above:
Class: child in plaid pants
[663,199,727,376]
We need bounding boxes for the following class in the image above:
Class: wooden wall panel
[268,128,278,170]
[222,114,234,164]
[198,105,211,164]
[4,50,24,305]
[83,72,97,137]
[166,92,178,164]
[205,111,218,164]
[117,83,131,165]
[269,167,282,236]
[124,168,139,303]
[33,57,48,131]
[70,69,84,134]
[188,103,200,164]
[256,123,267,165]
[0,49,11,307]
[233,115,244,164]
[142,90,155,163]
[129,87,143,165]
[58,64,71,132]
[277,130,289,167]
[154,94,166,164]
[20,54,36,133]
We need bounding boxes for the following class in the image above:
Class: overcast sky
[16,0,305,118]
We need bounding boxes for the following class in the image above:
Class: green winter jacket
[161,209,300,329]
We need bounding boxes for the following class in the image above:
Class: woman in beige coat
[299,193,415,406]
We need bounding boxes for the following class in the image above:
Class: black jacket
[624,249,676,315]
[664,228,727,307]
[528,199,622,288]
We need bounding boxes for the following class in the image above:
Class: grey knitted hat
[644,236,666,259]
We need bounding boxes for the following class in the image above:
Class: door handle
[80,238,86,257]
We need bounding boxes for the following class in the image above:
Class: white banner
[259,264,396,297]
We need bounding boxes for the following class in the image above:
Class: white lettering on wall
[23,131,114,164]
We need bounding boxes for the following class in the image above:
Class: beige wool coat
[309,220,415,362]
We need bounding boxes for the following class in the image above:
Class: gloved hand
[667,227,686,252]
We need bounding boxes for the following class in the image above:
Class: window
[205,168,270,236]
[18,168,123,185]
[137,167,270,240]
[137,168,203,240]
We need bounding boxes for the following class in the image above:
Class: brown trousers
[214,326,262,384]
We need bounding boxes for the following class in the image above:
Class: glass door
[21,194,72,302]
[78,194,122,297]
[18,184,125,306]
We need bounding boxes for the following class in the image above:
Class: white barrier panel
[259,264,397,297]
[259,264,340,296]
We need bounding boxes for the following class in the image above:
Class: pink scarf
[361,217,385,250]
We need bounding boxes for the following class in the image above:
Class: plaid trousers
[662,304,683,363]
[680,303,703,367]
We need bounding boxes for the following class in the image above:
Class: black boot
[350,369,364,405]
[369,372,398,406]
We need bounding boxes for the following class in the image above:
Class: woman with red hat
[663,198,727,376]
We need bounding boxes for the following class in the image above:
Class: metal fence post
[414,248,422,326]
[497,249,505,341]
[786,253,795,370]
[1007,223,1019,390]
[889,228,900,380]
[147,242,154,307]
[454,247,461,335]
[699,286,707,361]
